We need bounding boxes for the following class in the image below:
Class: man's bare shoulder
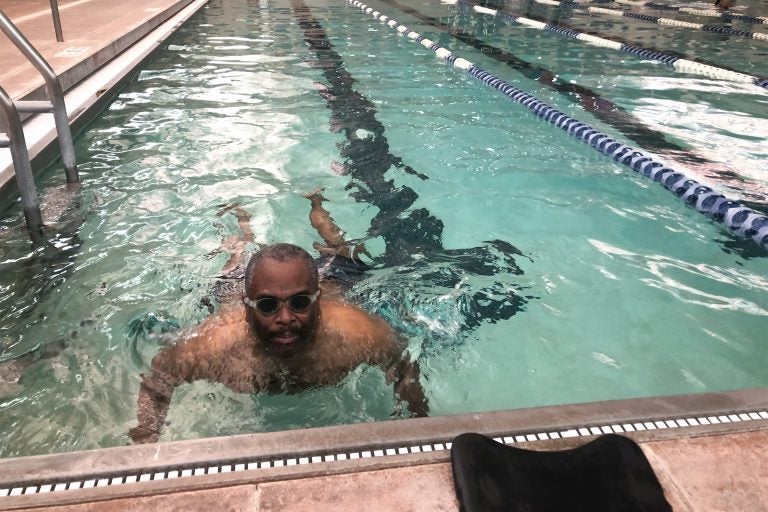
[188,304,250,347]
[320,299,393,334]
[153,305,252,370]
[317,298,403,362]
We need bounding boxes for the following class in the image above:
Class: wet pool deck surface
[1,1,768,510]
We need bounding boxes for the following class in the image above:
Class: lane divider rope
[345,0,768,251]
[533,0,768,41]
[607,0,768,25]
[445,0,768,90]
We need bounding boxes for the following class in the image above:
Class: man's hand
[128,425,161,444]
[388,354,429,417]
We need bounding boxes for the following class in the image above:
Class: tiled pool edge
[0,387,766,510]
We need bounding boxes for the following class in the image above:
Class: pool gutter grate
[2,409,766,498]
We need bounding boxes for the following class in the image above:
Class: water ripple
[589,239,768,315]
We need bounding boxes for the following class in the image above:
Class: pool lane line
[606,0,768,25]
[449,0,768,90]
[2,408,766,497]
[535,0,768,41]
[377,0,768,193]
[345,0,768,251]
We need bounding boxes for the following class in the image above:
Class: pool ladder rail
[0,6,78,232]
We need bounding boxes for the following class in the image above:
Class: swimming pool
[0,0,766,458]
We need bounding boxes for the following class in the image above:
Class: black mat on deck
[450,433,672,512]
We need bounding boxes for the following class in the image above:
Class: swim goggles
[243,290,320,316]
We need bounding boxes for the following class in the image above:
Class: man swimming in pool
[129,191,427,444]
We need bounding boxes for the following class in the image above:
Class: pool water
[1,0,767,457]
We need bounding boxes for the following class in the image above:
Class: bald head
[245,243,319,291]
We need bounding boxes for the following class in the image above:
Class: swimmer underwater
[129,190,427,443]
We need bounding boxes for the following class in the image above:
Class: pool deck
[2,1,768,511]
[0,0,198,101]
[0,0,206,197]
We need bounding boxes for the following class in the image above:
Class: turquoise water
[0,0,767,457]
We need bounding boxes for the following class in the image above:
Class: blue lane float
[345,0,768,251]
[609,0,768,25]
[448,0,768,91]
[534,0,768,40]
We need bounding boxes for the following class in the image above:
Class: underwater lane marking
[345,0,768,251]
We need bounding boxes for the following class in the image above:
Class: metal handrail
[0,86,43,231]
[49,0,64,42]
[0,9,78,183]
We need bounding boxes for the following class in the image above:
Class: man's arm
[323,301,429,417]
[128,308,247,443]
[359,311,429,418]
[129,349,186,444]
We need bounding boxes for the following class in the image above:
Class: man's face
[245,257,320,358]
